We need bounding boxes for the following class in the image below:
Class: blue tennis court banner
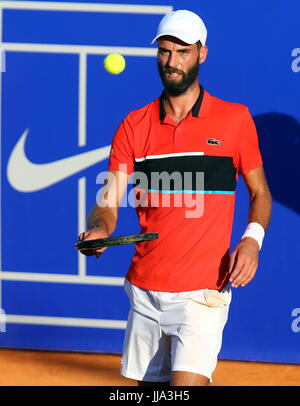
[0,0,300,364]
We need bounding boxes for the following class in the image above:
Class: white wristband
[241,222,265,250]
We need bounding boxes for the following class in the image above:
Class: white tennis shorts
[120,278,231,383]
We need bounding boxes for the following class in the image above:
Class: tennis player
[78,10,272,386]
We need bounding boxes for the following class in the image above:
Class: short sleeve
[235,108,263,174]
[108,116,134,175]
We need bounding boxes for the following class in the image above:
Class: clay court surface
[0,349,299,386]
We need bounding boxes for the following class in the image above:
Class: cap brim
[151,32,197,45]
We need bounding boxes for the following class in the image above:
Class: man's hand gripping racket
[77,228,109,258]
[76,228,159,258]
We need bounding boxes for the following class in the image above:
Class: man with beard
[77,10,272,386]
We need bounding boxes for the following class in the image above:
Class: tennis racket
[75,232,159,251]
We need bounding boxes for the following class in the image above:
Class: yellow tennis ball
[104,53,126,75]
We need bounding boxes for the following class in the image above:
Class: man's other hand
[228,237,259,288]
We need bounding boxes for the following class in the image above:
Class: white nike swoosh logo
[7,129,111,192]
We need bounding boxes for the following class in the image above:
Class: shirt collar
[159,84,209,122]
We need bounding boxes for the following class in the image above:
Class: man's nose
[167,52,180,68]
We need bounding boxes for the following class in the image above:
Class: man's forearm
[229,188,272,286]
[87,205,118,236]
[247,189,272,231]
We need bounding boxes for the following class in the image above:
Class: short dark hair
[196,40,202,49]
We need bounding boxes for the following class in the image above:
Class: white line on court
[78,51,87,279]
[78,53,87,147]
[0,6,2,311]
[78,177,87,278]
[1,42,158,56]
[0,271,124,286]
[0,1,173,14]
[5,314,127,329]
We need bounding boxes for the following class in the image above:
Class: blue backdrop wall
[0,0,300,364]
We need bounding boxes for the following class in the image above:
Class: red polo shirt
[108,86,263,292]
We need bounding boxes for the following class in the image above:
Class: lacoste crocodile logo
[207,138,221,145]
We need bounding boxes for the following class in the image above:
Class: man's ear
[199,46,208,64]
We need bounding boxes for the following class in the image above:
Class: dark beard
[157,59,200,97]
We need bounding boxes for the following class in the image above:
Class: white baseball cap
[151,10,207,46]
